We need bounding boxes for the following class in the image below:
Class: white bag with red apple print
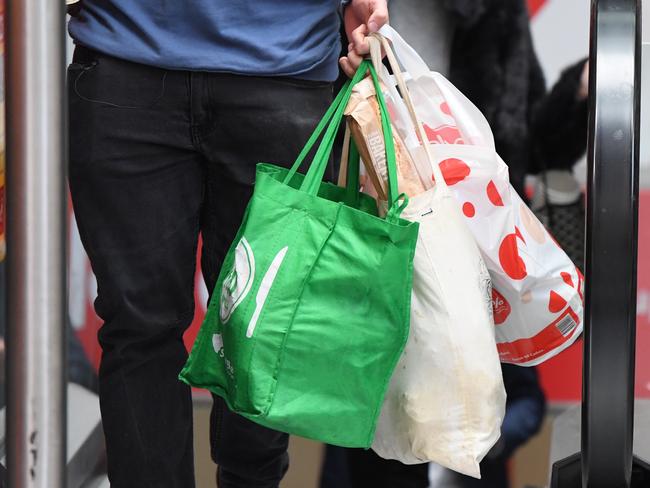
[376,26,584,366]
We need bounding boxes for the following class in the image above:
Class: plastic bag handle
[378,26,497,151]
[368,34,449,193]
[378,25,431,81]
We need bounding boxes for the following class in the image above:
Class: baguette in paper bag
[344,77,426,201]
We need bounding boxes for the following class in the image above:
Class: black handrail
[582,0,640,485]
[551,1,648,486]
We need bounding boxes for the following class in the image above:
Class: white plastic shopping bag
[375,26,584,366]
[349,39,506,478]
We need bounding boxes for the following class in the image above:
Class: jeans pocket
[69,55,168,110]
[67,60,95,85]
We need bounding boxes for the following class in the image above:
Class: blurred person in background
[323,0,589,487]
[66,1,388,487]
[387,0,589,200]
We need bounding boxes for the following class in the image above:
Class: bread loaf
[344,77,426,201]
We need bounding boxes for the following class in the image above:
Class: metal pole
[583,0,640,486]
[5,0,67,486]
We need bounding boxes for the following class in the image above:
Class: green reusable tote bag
[180,61,419,448]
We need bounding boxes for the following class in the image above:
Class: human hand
[578,60,589,101]
[339,0,389,78]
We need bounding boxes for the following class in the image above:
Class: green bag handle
[345,137,361,205]
[337,125,362,207]
[303,62,400,211]
[283,74,357,185]
[366,62,407,221]
[284,60,406,220]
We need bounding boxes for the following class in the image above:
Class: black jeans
[68,46,332,488]
[345,448,429,488]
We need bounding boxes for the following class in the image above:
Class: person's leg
[347,448,430,488]
[320,445,354,488]
[194,73,333,488]
[453,458,509,488]
[210,395,290,488]
[69,47,205,488]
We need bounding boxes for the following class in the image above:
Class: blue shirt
[69,1,343,81]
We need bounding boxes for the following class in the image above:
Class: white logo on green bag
[220,237,255,324]
[246,246,289,338]
[212,333,224,357]
[212,333,235,378]
[219,236,289,339]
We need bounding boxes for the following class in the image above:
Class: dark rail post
[551,1,650,486]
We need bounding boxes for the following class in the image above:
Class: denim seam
[188,71,203,150]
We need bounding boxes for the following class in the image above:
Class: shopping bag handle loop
[284,66,364,197]
[369,33,449,194]
[377,25,431,81]
[338,125,366,208]
[284,75,355,184]
[284,60,404,217]
[340,123,409,222]
[387,193,410,221]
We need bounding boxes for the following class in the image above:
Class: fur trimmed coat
[445,0,588,196]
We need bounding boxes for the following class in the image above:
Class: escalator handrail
[583,0,642,486]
